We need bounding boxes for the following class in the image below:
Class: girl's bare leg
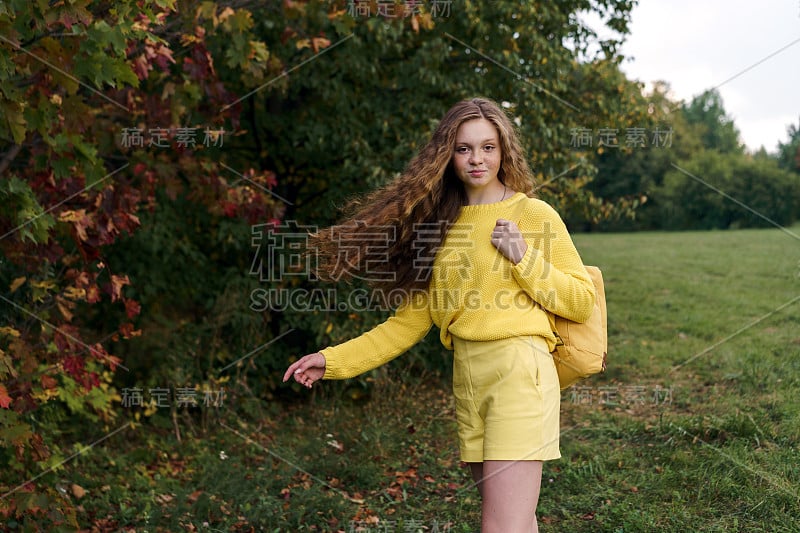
[469,460,542,533]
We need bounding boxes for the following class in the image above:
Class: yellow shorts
[452,335,561,463]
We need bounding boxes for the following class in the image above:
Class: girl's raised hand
[283,352,326,389]
[491,218,528,264]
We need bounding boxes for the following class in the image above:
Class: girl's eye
[484,145,495,151]
[456,146,469,154]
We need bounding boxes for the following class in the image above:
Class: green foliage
[244,0,648,225]
[585,86,800,231]
[681,89,744,154]
[0,176,55,243]
[777,118,800,173]
[659,151,800,230]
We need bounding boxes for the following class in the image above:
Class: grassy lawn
[12,226,800,532]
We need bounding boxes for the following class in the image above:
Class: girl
[283,97,595,532]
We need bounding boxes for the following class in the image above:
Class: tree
[0,1,648,527]
[0,0,285,526]
[580,84,800,232]
[777,118,800,173]
[658,151,799,230]
[681,89,743,154]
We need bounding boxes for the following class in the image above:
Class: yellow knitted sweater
[321,192,595,379]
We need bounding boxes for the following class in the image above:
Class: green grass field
[31,226,800,532]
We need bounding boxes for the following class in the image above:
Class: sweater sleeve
[320,291,433,380]
[511,201,595,323]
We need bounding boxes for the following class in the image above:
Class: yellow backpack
[549,266,608,390]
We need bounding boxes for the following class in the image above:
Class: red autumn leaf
[53,324,81,352]
[88,342,109,361]
[264,171,278,189]
[183,41,215,80]
[62,355,85,379]
[0,384,12,408]
[110,274,130,302]
[182,56,204,79]
[222,201,238,217]
[104,355,123,371]
[41,375,57,389]
[152,42,176,71]
[119,322,142,339]
[80,371,100,391]
[124,298,141,318]
[133,53,152,80]
[86,284,101,303]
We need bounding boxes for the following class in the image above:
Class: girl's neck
[464,183,507,206]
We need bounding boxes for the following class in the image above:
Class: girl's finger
[283,360,304,382]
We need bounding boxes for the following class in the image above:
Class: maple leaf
[132,53,152,81]
[62,355,85,379]
[151,42,176,71]
[124,298,141,319]
[86,284,101,303]
[109,274,130,302]
[0,384,12,408]
[41,375,58,389]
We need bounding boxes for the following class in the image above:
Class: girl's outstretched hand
[283,352,326,389]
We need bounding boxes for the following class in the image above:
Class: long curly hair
[310,97,537,294]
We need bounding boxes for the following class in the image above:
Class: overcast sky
[606,0,800,152]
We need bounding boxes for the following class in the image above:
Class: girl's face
[452,118,504,201]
